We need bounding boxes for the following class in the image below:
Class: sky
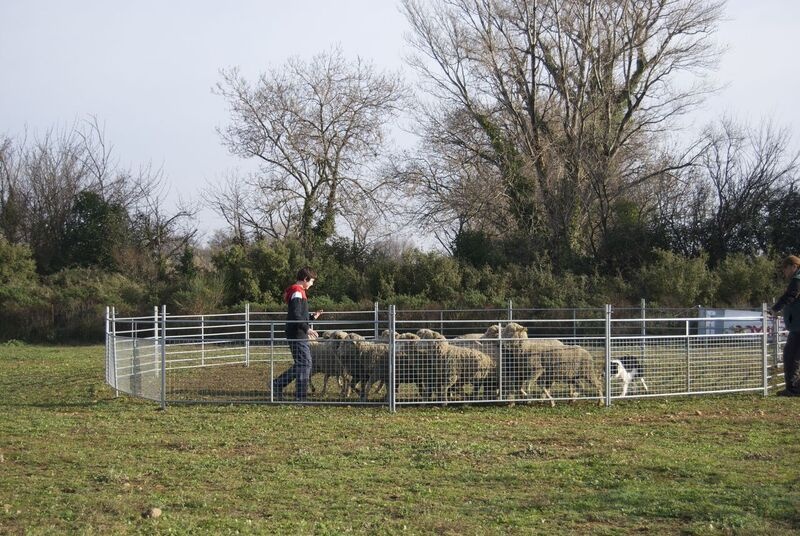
[1,0,799,244]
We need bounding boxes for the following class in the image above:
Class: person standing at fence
[272,267,324,401]
[771,255,800,397]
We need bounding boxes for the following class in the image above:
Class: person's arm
[287,295,309,334]
[772,277,800,313]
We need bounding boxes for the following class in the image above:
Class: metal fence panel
[105,304,777,408]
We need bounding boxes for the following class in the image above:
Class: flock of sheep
[301,322,605,405]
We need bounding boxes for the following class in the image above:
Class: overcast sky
[1,0,798,243]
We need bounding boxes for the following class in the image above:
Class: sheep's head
[416,328,445,340]
[502,322,528,340]
[482,325,501,339]
[396,333,420,340]
[380,329,396,340]
[415,328,447,353]
[327,330,349,342]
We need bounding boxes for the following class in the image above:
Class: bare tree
[0,120,181,273]
[124,183,198,284]
[678,118,798,261]
[0,134,25,242]
[202,172,285,245]
[402,0,724,263]
[394,105,511,250]
[214,48,408,254]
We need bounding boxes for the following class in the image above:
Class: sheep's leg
[340,374,353,397]
[372,380,385,395]
[527,368,543,400]
[594,376,605,406]
[360,378,372,402]
[319,374,330,396]
[543,387,556,407]
[569,383,579,403]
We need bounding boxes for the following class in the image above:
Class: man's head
[296,266,317,289]
[781,255,800,279]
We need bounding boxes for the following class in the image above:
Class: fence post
[773,314,782,371]
[507,300,513,322]
[111,306,119,397]
[389,305,396,413]
[605,304,612,407]
[132,321,140,397]
[201,314,205,366]
[270,322,275,403]
[245,302,251,367]
[497,322,503,400]
[104,306,110,387]
[160,305,167,410]
[762,303,769,397]
[374,302,379,339]
[573,308,577,339]
[685,319,691,393]
[640,298,646,359]
[153,306,159,374]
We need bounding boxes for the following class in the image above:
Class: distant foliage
[633,250,719,308]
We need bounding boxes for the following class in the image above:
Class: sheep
[500,322,564,351]
[308,331,349,397]
[449,332,485,351]
[334,336,389,401]
[368,330,424,396]
[536,345,604,406]
[416,328,496,402]
[459,333,484,339]
[344,332,435,402]
[478,322,563,400]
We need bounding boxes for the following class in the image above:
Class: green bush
[212,244,262,305]
[171,273,227,314]
[714,254,783,308]
[0,236,47,307]
[47,267,148,341]
[633,250,719,307]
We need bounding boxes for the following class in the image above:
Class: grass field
[1,344,798,535]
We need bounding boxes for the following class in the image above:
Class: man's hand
[313,309,324,320]
[308,328,319,340]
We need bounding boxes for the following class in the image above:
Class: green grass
[1,344,799,535]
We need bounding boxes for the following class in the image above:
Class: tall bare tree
[214,48,408,254]
[402,0,724,264]
[663,118,799,261]
[0,120,187,274]
[394,105,511,250]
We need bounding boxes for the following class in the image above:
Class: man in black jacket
[272,267,323,401]
[771,255,800,397]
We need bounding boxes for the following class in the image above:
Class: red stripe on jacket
[284,284,307,304]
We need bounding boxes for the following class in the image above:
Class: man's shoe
[776,389,800,397]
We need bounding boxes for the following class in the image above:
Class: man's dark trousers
[273,339,312,400]
[784,332,800,394]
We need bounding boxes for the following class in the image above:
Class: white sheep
[416,328,496,402]
[536,345,604,406]
[478,322,564,400]
[309,330,349,397]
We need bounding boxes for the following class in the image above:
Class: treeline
[3,0,800,341]
[0,226,788,342]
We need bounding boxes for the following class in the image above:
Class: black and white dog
[609,355,649,397]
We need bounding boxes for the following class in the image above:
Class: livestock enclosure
[105,303,788,410]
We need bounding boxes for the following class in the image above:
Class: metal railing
[105,302,788,411]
